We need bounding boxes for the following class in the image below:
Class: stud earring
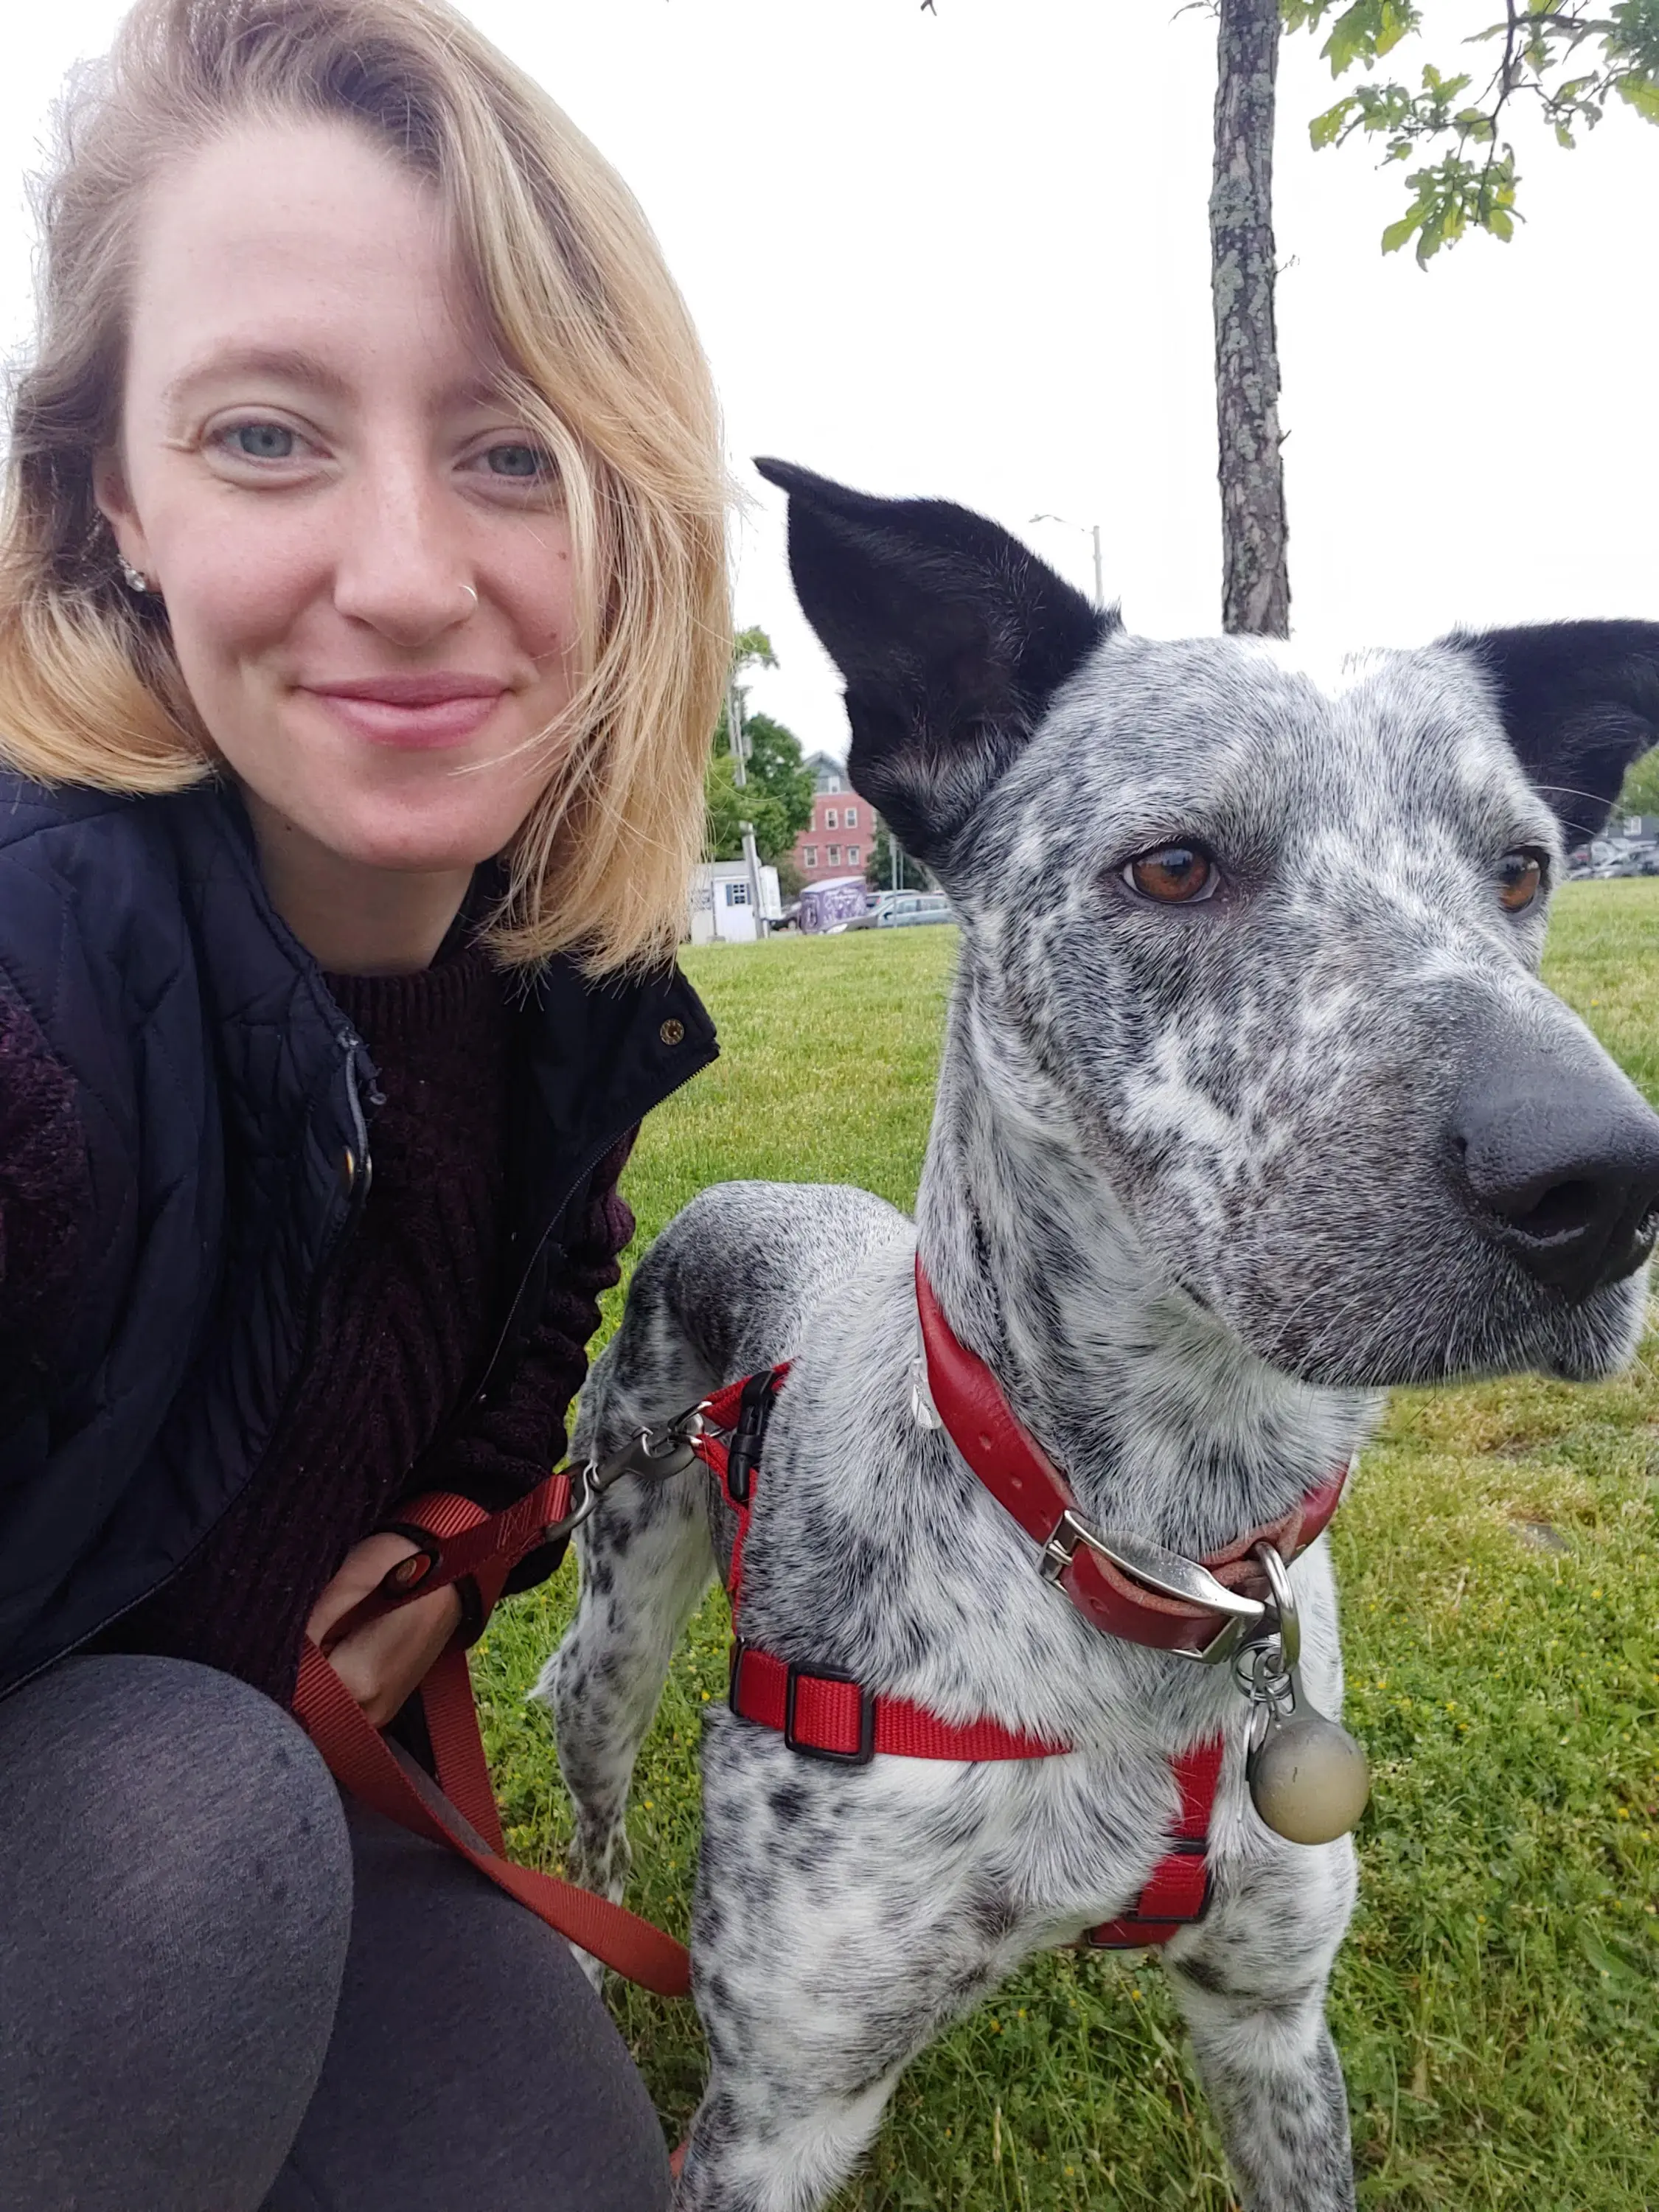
[118,556,150,594]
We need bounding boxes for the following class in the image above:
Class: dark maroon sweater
[4,942,635,1706]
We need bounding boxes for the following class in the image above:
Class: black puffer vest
[0,771,714,1697]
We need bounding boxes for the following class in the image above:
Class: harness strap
[726,1640,1067,1763]
[1083,1736,1223,1946]
[693,1363,1223,1947]
[291,1467,692,1999]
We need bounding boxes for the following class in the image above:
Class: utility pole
[1029,513,1107,613]
[727,678,768,940]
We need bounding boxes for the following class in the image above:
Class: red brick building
[792,752,872,884]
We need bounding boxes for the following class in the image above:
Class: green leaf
[1577,1927,1644,1993]
[1310,95,1358,147]
[1381,208,1425,254]
[1615,72,1659,122]
[1374,0,1416,58]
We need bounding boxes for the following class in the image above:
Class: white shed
[689,860,782,945]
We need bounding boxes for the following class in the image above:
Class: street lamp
[1029,512,1105,613]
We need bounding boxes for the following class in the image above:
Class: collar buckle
[1039,1508,1268,1664]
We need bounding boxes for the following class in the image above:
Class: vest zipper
[448,1026,716,1429]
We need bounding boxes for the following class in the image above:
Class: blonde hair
[0,0,730,972]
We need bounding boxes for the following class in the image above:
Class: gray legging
[0,1655,672,2211]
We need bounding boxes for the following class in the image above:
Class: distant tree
[773,852,806,903]
[705,722,815,863]
[866,818,931,891]
[1615,745,1659,821]
[703,625,815,865]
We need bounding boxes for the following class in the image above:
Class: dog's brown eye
[1498,849,1545,913]
[1124,845,1216,904]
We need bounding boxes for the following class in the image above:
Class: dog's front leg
[1165,1838,1358,2212]
[675,1717,1013,2212]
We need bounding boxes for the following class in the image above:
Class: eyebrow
[161,346,351,415]
[161,344,512,417]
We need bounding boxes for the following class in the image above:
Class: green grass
[474,891,1659,2211]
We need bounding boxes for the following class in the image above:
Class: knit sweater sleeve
[409,1128,640,1523]
[0,969,91,1427]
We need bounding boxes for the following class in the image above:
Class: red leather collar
[914,1258,1348,1662]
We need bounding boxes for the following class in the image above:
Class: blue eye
[227,422,296,461]
[485,442,551,480]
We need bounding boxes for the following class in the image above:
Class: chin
[1236,1272,1651,1391]
[328,788,532,876]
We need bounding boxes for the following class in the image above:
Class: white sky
[4,0,1655,757]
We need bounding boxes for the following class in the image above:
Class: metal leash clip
[543,1403,709,1543]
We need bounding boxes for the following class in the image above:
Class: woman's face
[98,118,577,888]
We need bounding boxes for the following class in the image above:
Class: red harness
[290,1259,1347,1980]
[700,1260,1348,1948]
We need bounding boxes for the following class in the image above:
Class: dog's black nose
[1454,1072,1659,1297]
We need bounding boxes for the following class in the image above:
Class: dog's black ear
[755,458,1114,865]
[1442,621,1659,844]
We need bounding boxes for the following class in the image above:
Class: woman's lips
[303,678,509,751]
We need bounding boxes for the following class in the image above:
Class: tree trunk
[1211,0,1290,636]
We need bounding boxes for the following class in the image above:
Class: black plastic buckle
[724,1370,780,1506]
[782,1661,877,1765]
[728,1635,750,1713]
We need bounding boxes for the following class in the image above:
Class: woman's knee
[0,1655,353,2212]
[1,1652,351,1944]
[271,1803,672,2212]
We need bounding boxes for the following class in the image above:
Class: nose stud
[460,582,479,611]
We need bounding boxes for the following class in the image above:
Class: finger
[306,1531,423,1646]
[327,1585,462,1726]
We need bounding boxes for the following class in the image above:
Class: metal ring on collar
[1249,1539,1301,1672]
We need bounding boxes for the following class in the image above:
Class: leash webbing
[291,1467,692,1997]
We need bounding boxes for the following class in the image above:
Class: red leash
[291,1469,692,1998]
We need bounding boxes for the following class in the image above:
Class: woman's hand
[306,1531,462,1728]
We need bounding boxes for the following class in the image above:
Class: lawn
[473,886,1659,2211]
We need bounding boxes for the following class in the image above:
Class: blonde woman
[0,1,727,2203]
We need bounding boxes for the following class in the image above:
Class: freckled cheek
[153,517,324,674]
[495,532,579,672]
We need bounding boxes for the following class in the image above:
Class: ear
[91,450,152,579]
[754,458,1114,866]
[1441,621,1659,844]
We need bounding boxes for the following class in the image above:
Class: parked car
[847,891,954,931]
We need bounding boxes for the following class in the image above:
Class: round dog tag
[1247,1708,1370,1845]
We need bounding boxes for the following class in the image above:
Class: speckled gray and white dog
[537,463,1659,2212]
